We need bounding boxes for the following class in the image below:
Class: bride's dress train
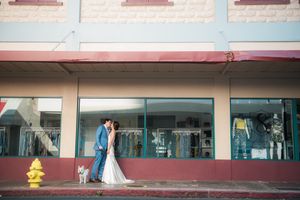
[102,146,134,184]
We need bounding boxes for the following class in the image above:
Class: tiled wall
[81,0,215,23]
[228,0,300,22]
[1,0,299,23]
[0,0,67,22]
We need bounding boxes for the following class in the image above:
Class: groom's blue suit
[90,124,109,180]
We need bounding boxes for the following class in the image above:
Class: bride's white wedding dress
[102,136,134,184]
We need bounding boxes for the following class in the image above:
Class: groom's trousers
[91,150,107,180]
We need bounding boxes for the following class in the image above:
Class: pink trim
[0,158,75,181]
[0,51,299,63]
[122,0,173,6]
[0,51,227,63]
[9,0,63,6]
[1,158,300,181]
[234,50,300,61]
[235,0,290,5]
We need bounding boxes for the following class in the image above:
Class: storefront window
[0,97,62,157]
[146,99,214,159]
[78,99,144,157]
[78,98,214,159]
[231,99,294,160]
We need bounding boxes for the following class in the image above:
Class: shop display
[269,114,284,160]
[19,127,60,156]
[114,128,143,157]
[232,116,250,159]
[231,99,294,160]
[151,128,212,158]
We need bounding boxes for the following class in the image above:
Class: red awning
[0,50,299,63]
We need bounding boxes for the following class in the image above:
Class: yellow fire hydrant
[26,158,45,188]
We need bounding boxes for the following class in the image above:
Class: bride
[102,121,134,184]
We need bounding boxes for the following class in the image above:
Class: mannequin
[232,115,250,159]
[270,114,284,160]
[249,116,267,159]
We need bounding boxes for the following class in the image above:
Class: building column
[215,0,230,51]
[214,76,231,160]
[60,77,78,158]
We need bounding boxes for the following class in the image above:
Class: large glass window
[0,97,62,157]
[231,99,295,160]
[78,99,144,157]
[146,99,214,159]
[78,98,214,159]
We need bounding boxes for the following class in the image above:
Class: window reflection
[146,99,213,159]
[78,99,144,157]
[0,97,62,157]
[78,98,214,159]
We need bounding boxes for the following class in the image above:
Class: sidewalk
[1,180,300,199]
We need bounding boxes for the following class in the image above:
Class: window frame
[9,0,63,6]
[145,98,215,160]
[230,98,298,161]
[76,97,215,160]
[234,0,290,5]
[76,97,146,159]
[0,96,63,158]
[121,0,174,6]
[293,99,300,161]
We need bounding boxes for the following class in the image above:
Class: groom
[90,118,112,183]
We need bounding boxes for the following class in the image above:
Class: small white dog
[78,165,89,184]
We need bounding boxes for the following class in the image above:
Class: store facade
[0,51,300,181]
[0,0,300,181]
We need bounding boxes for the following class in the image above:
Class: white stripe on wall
[0,42,66,51]
[80,43,215,52]
[230,42,300,51]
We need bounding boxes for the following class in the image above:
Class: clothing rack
[115,128,143,157]
[158,128,201,135]
[21,127,61,133]
[19,127,60,156]
[154,128,211,158]
[116,128,143,135]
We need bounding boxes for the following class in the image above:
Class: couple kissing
[90,119,133,184]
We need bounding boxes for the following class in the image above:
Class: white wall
[230,42,300,50]
[0,42,65,51]
[80,43,215,51]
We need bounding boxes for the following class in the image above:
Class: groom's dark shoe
[97,178,103,183]
[89,178,99,183]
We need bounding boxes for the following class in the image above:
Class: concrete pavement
[1,180,300,199]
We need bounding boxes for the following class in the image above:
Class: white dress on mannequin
[269,114,284,160]
[102,132,134,184]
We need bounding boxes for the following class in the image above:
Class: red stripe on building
[0,51,299,63]
[0,102,6,113]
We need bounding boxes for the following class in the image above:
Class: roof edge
[0,50,299,63]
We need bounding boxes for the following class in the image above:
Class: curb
[1,188,300,199]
